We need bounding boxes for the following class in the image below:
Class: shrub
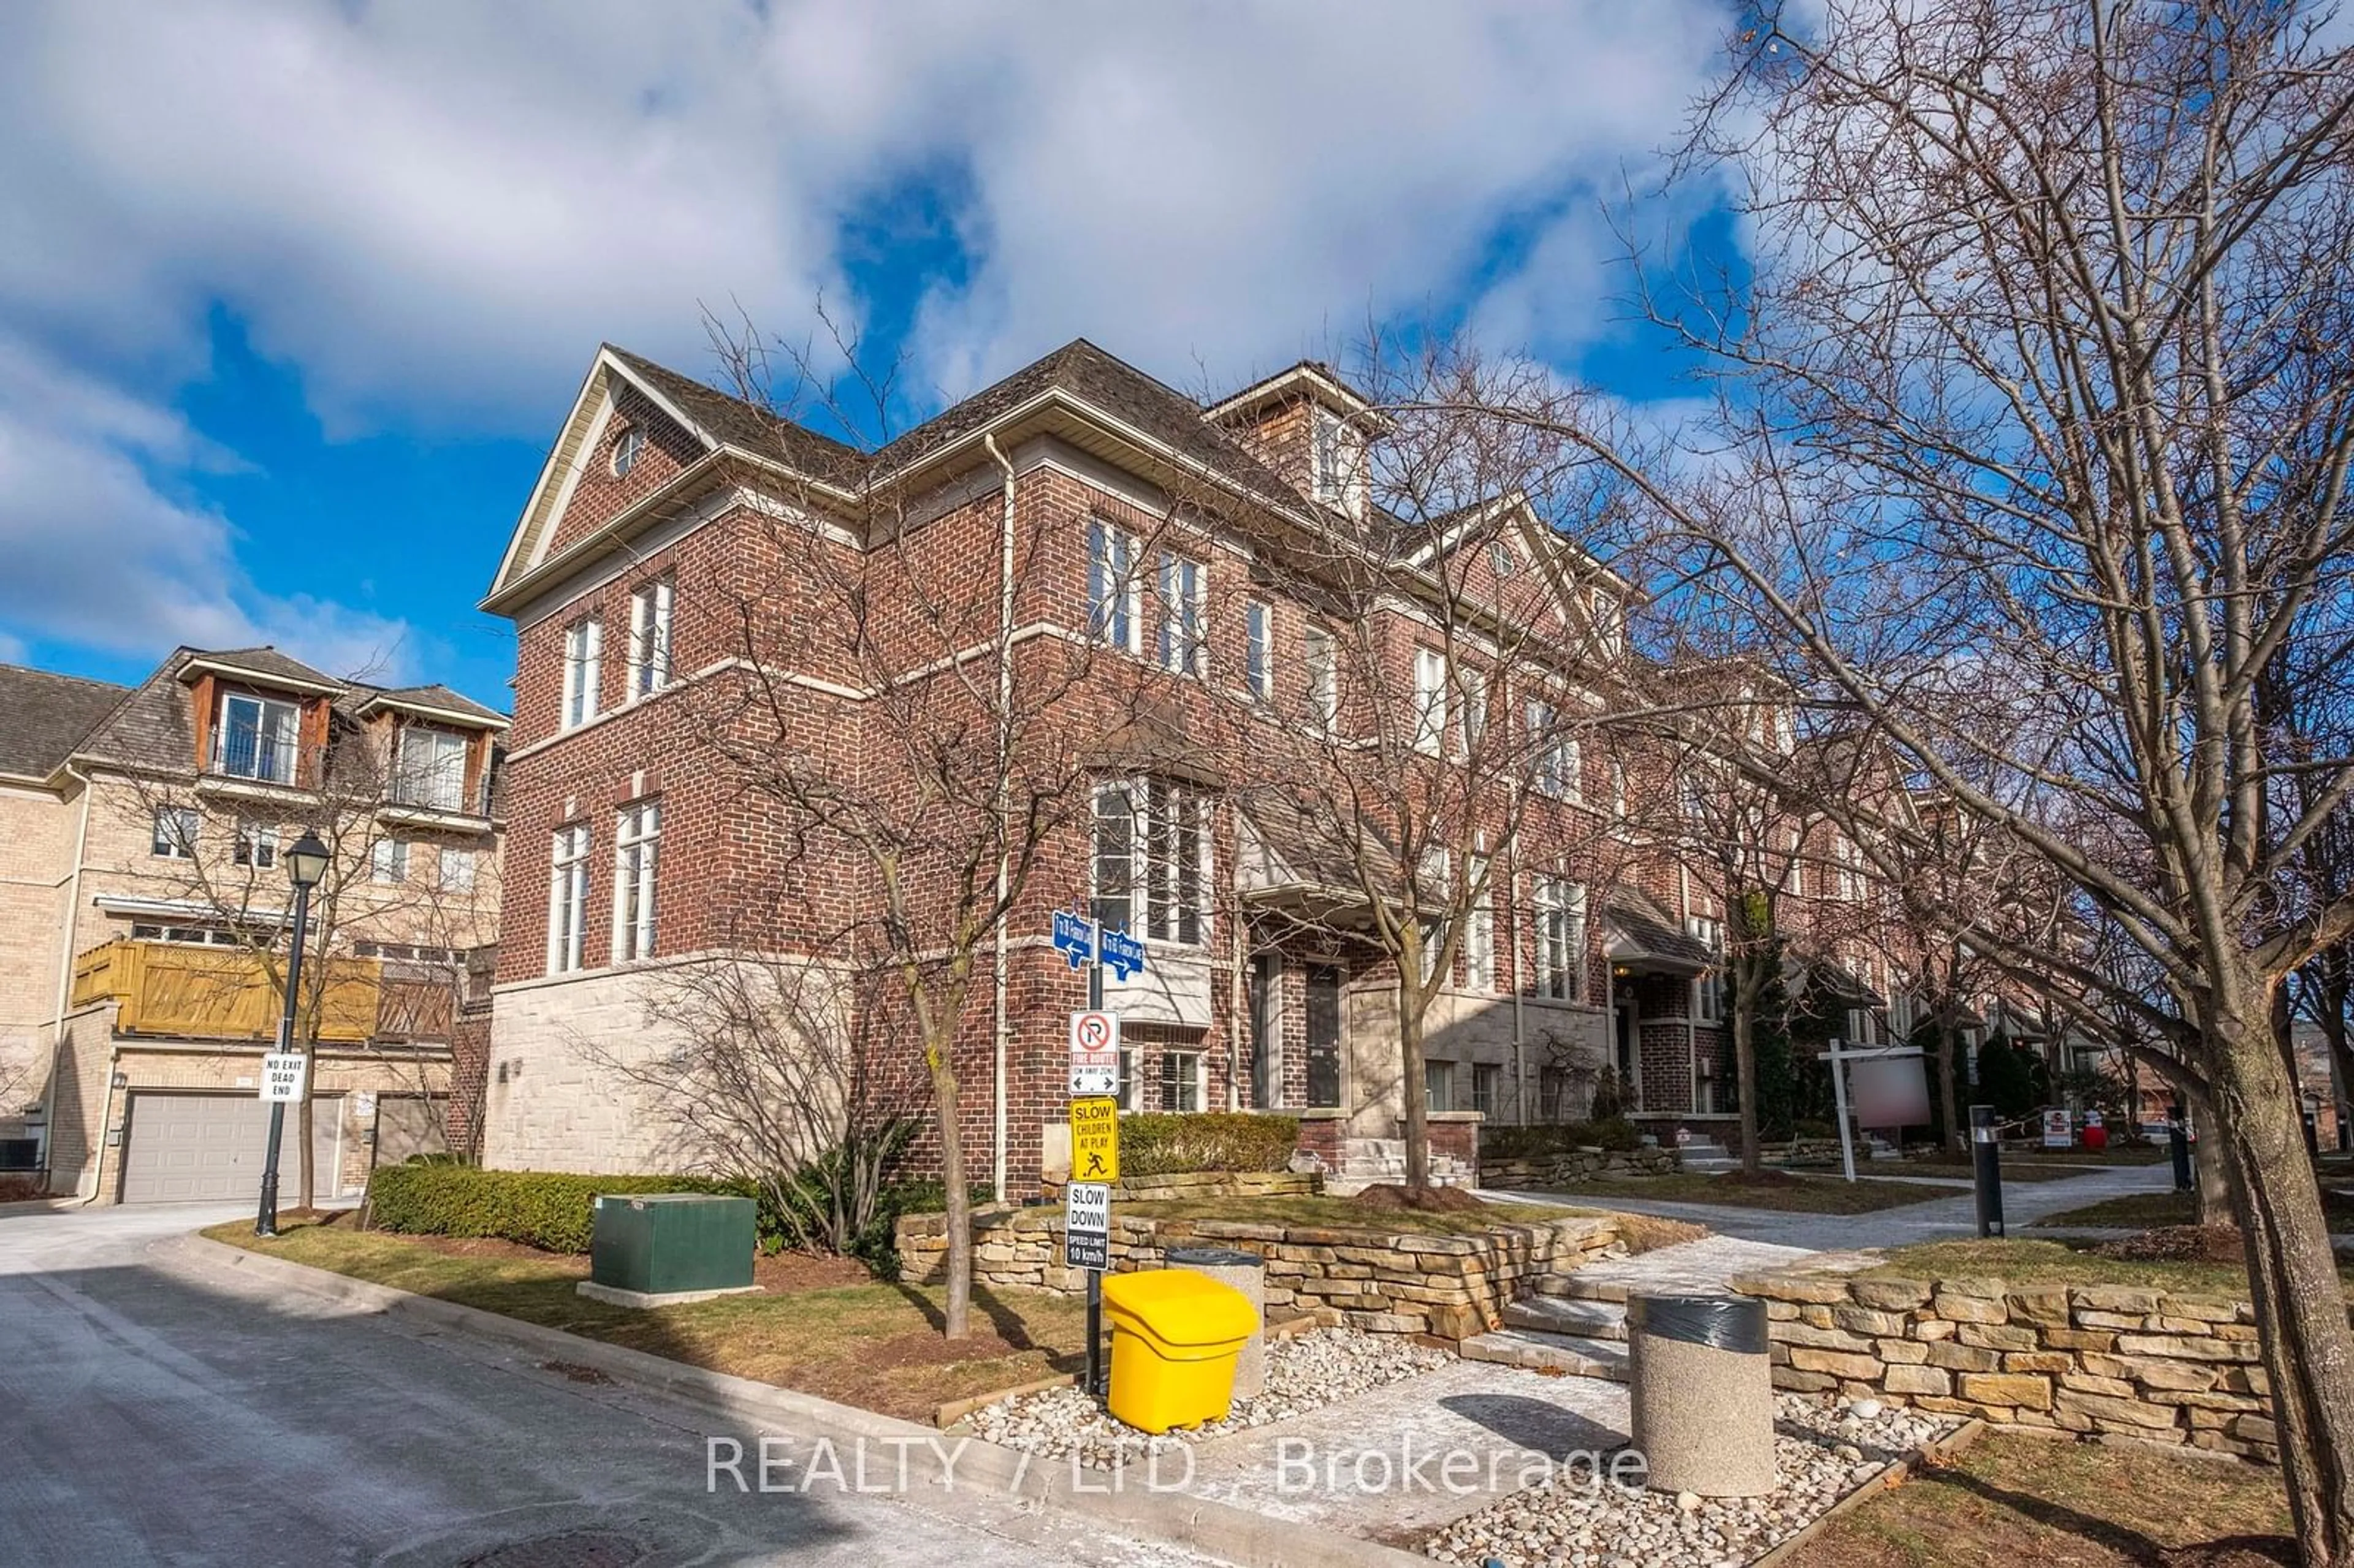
[1792,1117,1837,1140]
[365,1165,748,1254]
[1479,1117,1642,1159]
[1119,1112,1298,1176]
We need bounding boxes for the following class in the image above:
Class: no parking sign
[1068,1009,1120,1096]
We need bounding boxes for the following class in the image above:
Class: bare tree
[1439,4,2354,1553]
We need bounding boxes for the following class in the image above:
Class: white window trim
[562,617,603,731]
[1155,549,1206,677]
[1465,854,1495,992]
[371,837,409,885]
[1244,598,1274,701]
[151,805,198,859]
[1087,519,1141,654]
[1412,647,1447,755]
[1089,776,1212,946]
[612,800,661,962]
[1158,1048,1207,1113]
[1534,878,1587,1002]
[547,823,590,974]
[627,577,674,700]
[1691,915,1724,1024]
[396,725,470,811]
[215,691,301,784]
[1305,625,1338,733]
[440,845,478,894]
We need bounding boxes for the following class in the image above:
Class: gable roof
[0,665,131,780]
[177,645,345,693]
[355,683,508,729]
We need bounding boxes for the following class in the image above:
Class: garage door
[118,1092,341,1205]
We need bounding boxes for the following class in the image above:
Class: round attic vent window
[611,425,645,478]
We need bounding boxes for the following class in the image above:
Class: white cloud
[0,1,1734,427]
[0,337,421,680]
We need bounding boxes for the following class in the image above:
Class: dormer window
[215,692,300,783]
[1311,409,1366,518]
[394,725,470,811]
[611,424,644,478]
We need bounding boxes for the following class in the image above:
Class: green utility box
[579,1192,759,1308]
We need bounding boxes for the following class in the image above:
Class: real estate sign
[1064,1180,1111,1269]
[259,1052,308,1103]
[2042,1108,2073,1149]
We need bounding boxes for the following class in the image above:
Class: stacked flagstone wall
[1477,1146,1679,1189]
[897,1208,1625,1341]
[1732,1263,2281,1461]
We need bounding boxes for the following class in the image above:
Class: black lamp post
[256,830,330,1237]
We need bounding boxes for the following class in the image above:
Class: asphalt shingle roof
[603,346,864,482]
[0,665,131,778]
[186,646,343,688]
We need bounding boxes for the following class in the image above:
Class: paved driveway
[0,1205,1218,1568]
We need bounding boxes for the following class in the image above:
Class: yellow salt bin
[1100,1268,1260,1433]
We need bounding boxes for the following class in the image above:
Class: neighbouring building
[478,338,1909,1191]
[0,647,506,1201]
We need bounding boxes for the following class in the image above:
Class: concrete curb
[1750,1418,1989,1568]
[171,1233,1432,1568]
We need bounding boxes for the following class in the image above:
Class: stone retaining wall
[897,1208,1625,1342]
[1732,1263,2281,1462]
[1477,1146,1680,1189]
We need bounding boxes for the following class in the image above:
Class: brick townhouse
[478,338,1909,1192]
[0,647,505,1201]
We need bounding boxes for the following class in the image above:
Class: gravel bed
[962,1326,1451,1466]
[1422,1394,1962,1568]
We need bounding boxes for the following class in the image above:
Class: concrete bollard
[1166,1245,1267,1399]
[1626,1293,1775,1498]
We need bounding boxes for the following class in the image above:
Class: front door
[1614,987,1638,1108]
[1247,954,1279,1109]
[1305,965,1343,1108]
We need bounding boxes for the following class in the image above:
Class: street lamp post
[256,830,330,1238]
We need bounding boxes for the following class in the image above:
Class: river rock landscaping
[1419,1394,1962,1568]
[959,1325,1451,1466]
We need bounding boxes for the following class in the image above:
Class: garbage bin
[1626,1293,1775,1497]
[1100,1268,1258,1433]
[1165,1245,1267,1399]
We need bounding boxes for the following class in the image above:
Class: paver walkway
[1491,1157,2176,1250]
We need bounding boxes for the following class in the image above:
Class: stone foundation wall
[1478,1146,1678,1189]
[1732,1263,2282,1462]
[1757,1138,1847,1167]
[898,1208,1626,1342]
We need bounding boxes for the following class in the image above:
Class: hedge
[1119,1112,1298,1176]
[1480,1116,1644,1160]
[365,1165,747,1254]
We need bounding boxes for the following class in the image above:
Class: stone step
[1530,1269,1634,1303]
[1502,1295,1629,1341]
[1460,1327,1629,1380]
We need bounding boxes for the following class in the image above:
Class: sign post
[1823,1040,1927,1183]
[1053,907,1145,1398]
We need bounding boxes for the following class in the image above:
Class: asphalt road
[0,1203,1220,1568]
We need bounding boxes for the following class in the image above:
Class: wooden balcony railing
[67,939,445,1045]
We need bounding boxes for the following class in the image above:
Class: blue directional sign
[1051,909,1097,970]
[1099,926,1148,982]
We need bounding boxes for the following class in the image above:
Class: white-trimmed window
[1114,1048,1138,1113]
[562,618,602,731]
[1592,588,1623,655]
[1244,599,1273,701]
[1460,672,1488,757]
[1833,835,1862,900]
[614,800,661,962]
[1691,916,1725,1024]
[1533,878,1586,1001]
[610,424,644,478]
[216,692,300,783]
[1465,854,1495,991]
[1305,625,1337,731]
[440,846,478,894]
[627,577,674,699]
[371,837,409,884]
[233,823,277,870]
[1412,647,1447,754]
[1156,551,1205,676]
[547,823,590,974]
[1890,992,1918,1040]
[1530,700,1581,800]
[1091,778,1208,945]
[1539,1065,1570,1121]
[151,805,198,859]
[1159,1049,1205,1113]
[395,725,468,810]
[1086,519,1139,652]
[1610,757,1629,820]
[1310,409,1366,517]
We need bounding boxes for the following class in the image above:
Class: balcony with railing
[69,939,457,1046]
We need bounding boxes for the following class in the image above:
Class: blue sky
[0,1,1741,713]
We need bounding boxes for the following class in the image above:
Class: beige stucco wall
[1339,976,1609,1138]
[481,965,708,1174]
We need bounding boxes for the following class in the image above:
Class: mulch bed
[2090,1225,2249,1265]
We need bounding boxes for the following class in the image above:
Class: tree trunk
[1733,969,1760,1174]
[928,1043,972,1341]
[1937,1018,1964,1157]
[2182,1075,2236,1228]
[1398,940,1431,1195]
[2207,991,2354,1567]
[2320,951,2353,1153]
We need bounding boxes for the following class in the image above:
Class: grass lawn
[204,1217,1089,1423]
[1783,1431,2293,1567]
[1859,1238,2354,1296]
[1537,1169,1951,1214]
[2034,1188,2354,1233]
